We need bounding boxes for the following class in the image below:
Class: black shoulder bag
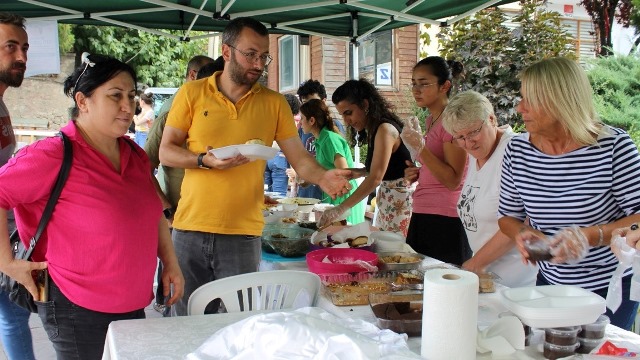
[0,132,73,313]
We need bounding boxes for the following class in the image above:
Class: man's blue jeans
[0,290,35,360]
[171,230,261,316]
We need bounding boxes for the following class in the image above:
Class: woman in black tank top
[317,79,414,236]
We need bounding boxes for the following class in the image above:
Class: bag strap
[19,132,73,260]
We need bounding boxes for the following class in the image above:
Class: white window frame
[278,35,300,92]
[357,30,393,87]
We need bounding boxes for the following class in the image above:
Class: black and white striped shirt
[498,126,640,290]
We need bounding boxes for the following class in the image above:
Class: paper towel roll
[421,269,479,360]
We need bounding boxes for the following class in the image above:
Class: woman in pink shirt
[0,53,184,359]
[402,56,470,265]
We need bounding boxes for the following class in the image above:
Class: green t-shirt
[314,127,364,225]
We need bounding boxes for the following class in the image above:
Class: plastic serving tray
[501,285,606,328]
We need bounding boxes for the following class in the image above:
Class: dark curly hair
[331,79,401,147]
[414,56,464,97]
[283,94,301,115]
[297,79,327,100]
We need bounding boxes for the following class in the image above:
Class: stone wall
[3,54,75,130]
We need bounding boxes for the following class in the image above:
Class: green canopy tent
[4,0,515,43]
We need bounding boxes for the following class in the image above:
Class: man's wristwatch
[163,207,176,219]
[197,152,211,169]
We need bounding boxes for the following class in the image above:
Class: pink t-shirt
[411,118,465,217]
[0,121,161,313]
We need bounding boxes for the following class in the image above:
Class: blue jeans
[134,131,148,148]
[37,279,145,359]
[0,290,35,360]
[170,230,261,316]
[264,153,289,197]
[537,273,639,331]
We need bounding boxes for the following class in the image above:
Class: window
[278,35,299,92]
[358,30,392,86]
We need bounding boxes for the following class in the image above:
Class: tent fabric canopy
[4,0,515,42]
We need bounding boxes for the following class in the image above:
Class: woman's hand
[611,223,640,251]
[161,262,184,306]
[400,116,424,161]
[514,226,547,264]
[548,225,590,264]
[404,160,419,185]
[3,259,47,299]
[317,204,346,229]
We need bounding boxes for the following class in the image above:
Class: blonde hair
[520,57,601,146]
[441,90,494,135]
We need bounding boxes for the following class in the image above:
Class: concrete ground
[0,299,163,359]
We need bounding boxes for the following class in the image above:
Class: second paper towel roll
[421,268,479,360]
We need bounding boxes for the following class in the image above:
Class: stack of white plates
[501,285,606,328]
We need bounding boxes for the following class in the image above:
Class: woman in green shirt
[299,99,364,225]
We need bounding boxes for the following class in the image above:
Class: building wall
[268,24,419,120]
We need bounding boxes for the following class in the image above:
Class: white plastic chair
[187,270,321,315]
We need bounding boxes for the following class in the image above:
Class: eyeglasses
[451,121,485,145]
[408,82,438,91]
[227,44,273,66]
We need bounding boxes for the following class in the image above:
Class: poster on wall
[376,62,391,86]
[24,20,60,77]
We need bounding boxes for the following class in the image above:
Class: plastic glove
[548,225,589,264]
[317,204,346,230]
[400,116,425,161]
[607,235,636,312]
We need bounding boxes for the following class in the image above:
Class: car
[144,87,178,116]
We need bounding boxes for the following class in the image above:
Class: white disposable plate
[501,285,605,328]
[210,144,278,161]
[277,197,321,212]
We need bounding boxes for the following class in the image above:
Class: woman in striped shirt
[498,57,640,330]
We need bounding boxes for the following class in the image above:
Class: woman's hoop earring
[365,108,369,115]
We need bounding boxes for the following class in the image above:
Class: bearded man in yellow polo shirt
[160,17,352,316]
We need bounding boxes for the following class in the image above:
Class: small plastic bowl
[543,342,579,360]
[306,248,379,274]
[377,252,425,271]
[524,239,553,261]
[578,314,609,339]
[577,337,604,354]
[544,326,580,346]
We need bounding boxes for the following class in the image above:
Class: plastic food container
[261,223,297,254]
[500,285,606,328]
[369,291,423,336]
[577,337,604,354]
[543,342,579,360]
[578,314,609,339]
[544,326,580,345]
[306,248,378,274]
[377,252,425,271]
[320,271,423,306]
[524,239,553,261]
[371,231,406,252]
[262,226,315,257]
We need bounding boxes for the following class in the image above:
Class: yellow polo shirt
[166,72,298,236]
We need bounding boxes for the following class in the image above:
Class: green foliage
[437,0,575,126]
[586,53,640,129]
[71,25,208,87]
[58,24,74,54]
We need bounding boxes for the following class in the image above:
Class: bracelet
[596,225,604,247]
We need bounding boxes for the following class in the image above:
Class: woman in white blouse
[441,91,537,287]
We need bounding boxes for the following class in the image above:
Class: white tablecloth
[102,258,640,359]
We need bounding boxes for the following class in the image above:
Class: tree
[580,0,634,56]
[71,25,209,87]
[438,0,574,125]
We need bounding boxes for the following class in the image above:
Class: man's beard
[0,63,26,88]
[228,52,261,87]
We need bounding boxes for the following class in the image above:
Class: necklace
[426,109,444,134]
